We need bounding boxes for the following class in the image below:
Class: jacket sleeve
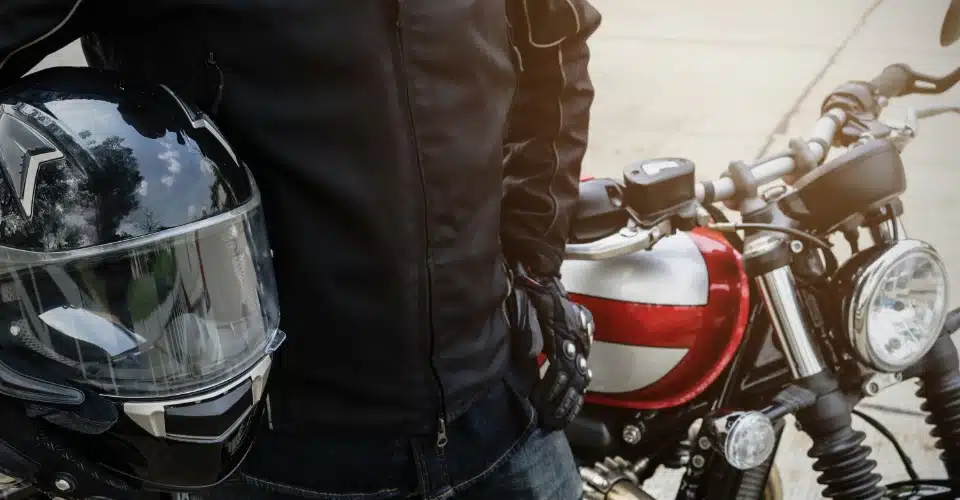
[501,0,602,276]
[0,0,92,88]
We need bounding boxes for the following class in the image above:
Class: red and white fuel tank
[561,228,751,410]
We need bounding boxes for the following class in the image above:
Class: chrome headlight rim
[847,239,949,373]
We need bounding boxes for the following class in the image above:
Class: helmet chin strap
[0,400,140,500]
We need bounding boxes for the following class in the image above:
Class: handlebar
[566,110,843,260]
[566,62,960,261]
[694,108,845,204]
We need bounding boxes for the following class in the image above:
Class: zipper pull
[436,414,448,449]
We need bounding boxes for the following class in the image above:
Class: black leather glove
[0,349,140,499]
[507,263,594,431]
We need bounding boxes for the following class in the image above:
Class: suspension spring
[915,333,960,479]
[794,379,884,500]
[807,425,883,500]
[918,379,960,477]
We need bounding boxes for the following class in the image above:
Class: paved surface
[30,1,960,497]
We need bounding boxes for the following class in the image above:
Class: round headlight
[847,240,949,373]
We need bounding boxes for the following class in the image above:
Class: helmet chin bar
[122,355,271,443]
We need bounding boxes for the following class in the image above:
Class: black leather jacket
[0,0,600,436]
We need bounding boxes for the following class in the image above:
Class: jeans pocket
[235,426,416,500]
[239,474,404,500]
[502,376,538,431]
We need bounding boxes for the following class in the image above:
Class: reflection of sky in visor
[38,306,146,357]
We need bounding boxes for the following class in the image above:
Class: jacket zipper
[394,0,448,450]
[205,52,225,117]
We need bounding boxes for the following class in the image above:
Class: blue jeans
[196,378,582,500]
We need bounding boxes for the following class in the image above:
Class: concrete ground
[29,1,960,498]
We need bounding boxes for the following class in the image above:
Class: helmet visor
[0,201,281,398]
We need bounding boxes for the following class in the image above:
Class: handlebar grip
[870,64,913,98]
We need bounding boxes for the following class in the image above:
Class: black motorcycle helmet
[0,67,283,491]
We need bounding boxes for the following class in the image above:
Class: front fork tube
[755,267,825,379]
[867,210,907,246]
[741,234,884,499]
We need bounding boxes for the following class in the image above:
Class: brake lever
[873,105,960,152]
[905,66,960,95]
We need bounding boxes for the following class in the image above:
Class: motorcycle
[566,4,960,500]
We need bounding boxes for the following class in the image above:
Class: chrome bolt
[54,477,72,492]
[8,325,18,337]
[691,455,706,468]
[865,381,881,396]
[577,356,588,373]
[790,240,804,253]
[622,425,642,444]
[697,436,711,450]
